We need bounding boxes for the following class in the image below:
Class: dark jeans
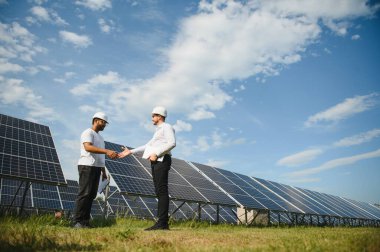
[151,155,171,226]
[74,165,101,224]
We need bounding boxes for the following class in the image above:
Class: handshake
[105,146,132,159]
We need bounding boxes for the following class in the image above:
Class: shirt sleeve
[155,124,176,157]
[130,144,146,154]
[81,129,93,144]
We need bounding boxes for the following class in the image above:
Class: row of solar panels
[1,113,379,225]
[104,142,380,222]
[0,178,237,223]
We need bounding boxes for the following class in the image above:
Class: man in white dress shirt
[119,106,176,230]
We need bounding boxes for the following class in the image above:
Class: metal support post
[198,203,202,221]
[216,204,220,224]
[19,181,31,216]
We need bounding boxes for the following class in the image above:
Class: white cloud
[70,71,122,96]
[54,71,76,84]
[305,93,378,127]
[333,129,380,147]
[288,148,380,177]
[70,0,376,123]
[196,136,210,152]
[234,84,246,93]
[351,34,360,40]
[75,0,111,11]
[29,6,68,26]
[195,130,246,152]
[0,22,45,62]
[98,18,115,33]
[0,60,24,73]
[206,159,230,168]
[26,65,51,75]
[277,148,324,167]
[0,76,55,120]
[188,108,216,121]
[173,120,192,132]
[287,177,321,183]
[59,30,92,48]
[30,6,49,21]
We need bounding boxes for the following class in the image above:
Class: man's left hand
[149,154,158,162]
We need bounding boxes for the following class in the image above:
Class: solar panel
[191,162,267,210]
[0,178,32,208]
[105,141,210,203]
[233,174,298,213]
[296,188,366,219]
[0,114,66,185]
[104,185,133,217]
[172,159,236,206]
[57,180,78,211]
[341,197,380,220]
[104,142,156,196]
[319,192,375,220]
[32,183,62,210]
[252,177,332,215]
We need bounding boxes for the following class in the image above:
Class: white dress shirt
[131,122,176,161]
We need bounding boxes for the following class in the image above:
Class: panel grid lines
[0,114,65,185]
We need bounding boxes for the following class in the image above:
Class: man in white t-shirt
[119,106,176,230]
[73,112,118,228]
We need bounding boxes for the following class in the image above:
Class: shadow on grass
[0,240,103,251]
[90,217,117,228]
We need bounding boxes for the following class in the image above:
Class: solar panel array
[1,114,379,226]
[101,140,379,226]
[105,142,236,205]
[0,114,66,185]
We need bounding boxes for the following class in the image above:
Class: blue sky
[1,0,379,204]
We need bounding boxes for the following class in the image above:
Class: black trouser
[151,154,171,226]
[74,165,101,224]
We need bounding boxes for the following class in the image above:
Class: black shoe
[73,222,89,229]
[144,223,169,231]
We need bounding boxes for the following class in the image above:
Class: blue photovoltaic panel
[219,171,290,212]
[105,141,210,203]
[342,198,380,220]
[57,179,79,211]
[253,177,334,216]
[91,202,104,217]
[0,114,66,185]
[170,200,190,220]
[105,142,156,196]
[172,158,236,206]
[234,174,298,213]
[319,192,375,220]
[128,196,155,218]
[32,183,61,210]
[296,187,353,218]
[132,152,210,203]
[0,178,32,208]
[192,162,266,210]
[104,186,131,217]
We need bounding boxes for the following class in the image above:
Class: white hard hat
[152,106,167,117]
[93,112,108,123]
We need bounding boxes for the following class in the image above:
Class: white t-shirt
[78,128,105,167]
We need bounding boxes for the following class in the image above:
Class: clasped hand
[106,150,118,159]
[118,147,131,158]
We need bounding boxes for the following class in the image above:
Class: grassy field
[0,215,379,251]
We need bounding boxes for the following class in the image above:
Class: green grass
[0,215,379,251]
